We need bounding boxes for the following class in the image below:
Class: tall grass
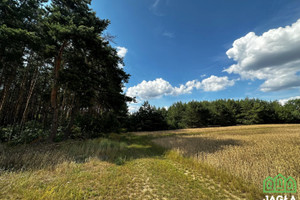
[1,125,298,199]
[152,124,300,198]
[0,138,127,172]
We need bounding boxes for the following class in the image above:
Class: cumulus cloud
[224,19,300,92]
[278,96,300,105]
[116,46,128,58]
[116,46,128,68]
[126,78,174,100]
[126,76,234,100]
[128,103,140,113]
[201,75,235,92]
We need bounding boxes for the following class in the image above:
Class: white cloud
[126,76,234,100]
[116,46,128,58]
[201,75,235,92]
[150,0,166,16]
[224,19,300,92]
[151,0,160,9]
[128,104,140,113]
[126,78,174,100]
[163,31,175,38]
[116,46,128,68]
[278,96,300,105]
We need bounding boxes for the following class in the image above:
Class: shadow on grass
[0,132,242,173]
[152,135,242,156]
[0,134,166,173]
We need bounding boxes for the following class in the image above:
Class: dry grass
[152,124,300,198]
[0,135,260,200]
[134,124,298,136]
[1,125,297,199]
[0,138,127,172]
[0,132,263,199]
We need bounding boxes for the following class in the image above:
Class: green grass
[0,129,266,199]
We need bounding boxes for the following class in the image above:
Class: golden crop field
[152,124,300,198]
[1,124,299,199]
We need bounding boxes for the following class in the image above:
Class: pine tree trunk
[14,70,28,123]
[50,60,60,141]
[0,68,4,90]
[20,68,38,127]
[43,105,49,130]
[0,76,13,116]
[49,41,67,141]
[65,104,77,139]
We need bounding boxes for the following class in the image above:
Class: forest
[0,0,132,143]
[127,99,300,131]
[1,0,300,144]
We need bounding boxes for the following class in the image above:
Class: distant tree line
[0,0,131,143]
[127,99,300,131]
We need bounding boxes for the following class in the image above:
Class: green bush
[75,112,121,139]
[0,121,48,144]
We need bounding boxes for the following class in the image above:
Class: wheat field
[1,124,299,199]
[152,124,300,198]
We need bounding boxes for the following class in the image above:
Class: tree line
[0,0,131,143]
[127,99,300,131]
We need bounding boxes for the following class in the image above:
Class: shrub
[0,121,48,144]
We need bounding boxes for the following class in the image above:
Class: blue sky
[91,0,300,112]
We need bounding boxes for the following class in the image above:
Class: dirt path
[104,157,248,200]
